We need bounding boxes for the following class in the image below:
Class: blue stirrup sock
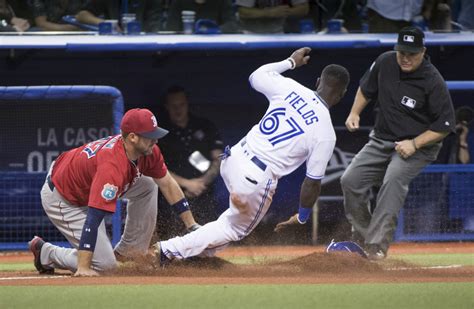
[297,205,312,224]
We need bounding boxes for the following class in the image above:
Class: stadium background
[0,34,473,248]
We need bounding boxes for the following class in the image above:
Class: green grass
[0,283,473,309]
[393,253,474,266]
[0,263,34,272]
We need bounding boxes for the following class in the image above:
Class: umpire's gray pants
[340,131,440,253]
[40,171,158,272]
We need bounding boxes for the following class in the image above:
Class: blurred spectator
[452,0,474,30]
[0,0,31,32]
[28,0,85,31]
[366,0,423,33]
[313,0,363,33]
[236,0,309,34]
[76,0,161,32]
[156,86,224,239]
[436,106,473,164]
[166,0,240,33]
[421,0,452,31]
[155,0,169,31]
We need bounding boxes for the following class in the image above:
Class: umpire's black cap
[394,26,425,53]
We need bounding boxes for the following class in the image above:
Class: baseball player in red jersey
[29,108,199,276]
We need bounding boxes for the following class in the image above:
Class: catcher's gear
[326,240,368,258]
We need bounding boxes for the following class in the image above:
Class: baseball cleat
[366,244,387,261]
[153,242,170,268]
[28,236,54,274]
[114,251,133,263]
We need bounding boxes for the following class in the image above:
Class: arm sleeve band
[171,198,190,215]
[79,207,108,251]
[297,205,312,224]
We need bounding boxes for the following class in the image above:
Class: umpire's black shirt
[360,51,455,141]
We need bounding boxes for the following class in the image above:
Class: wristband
[412,139,418,150]
[287,58,296,70]
[79,207,107,251]
[172,198,190,215]
[297,206,312,224]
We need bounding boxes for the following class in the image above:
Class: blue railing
[0,172,122,250]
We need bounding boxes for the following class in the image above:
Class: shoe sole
[28,236,54,275]
[154,242,170,268]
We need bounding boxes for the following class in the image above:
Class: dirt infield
[1,242,473,286]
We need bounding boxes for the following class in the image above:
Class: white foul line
[386,264,464,271]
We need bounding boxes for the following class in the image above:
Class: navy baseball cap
[120,108,169,139]
[394,26,425,53]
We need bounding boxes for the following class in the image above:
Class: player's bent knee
[340,171,354,190]
[230,193,248,212]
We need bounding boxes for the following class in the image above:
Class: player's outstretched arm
[249,47,311,97]
[274,177,321,232]
[154,171,199,230]
[74,207,109,277]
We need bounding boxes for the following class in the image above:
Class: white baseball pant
[160,140,278,260]
[39,164,158,272]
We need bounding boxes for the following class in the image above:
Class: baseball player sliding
[29,108,200,277]
[155,47,350,264]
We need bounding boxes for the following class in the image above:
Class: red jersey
[51,135,167,212]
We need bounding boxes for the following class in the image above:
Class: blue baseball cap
[326,240,368,258]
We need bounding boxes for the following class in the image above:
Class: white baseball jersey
[246,59,336,179]
[158,59,337,262]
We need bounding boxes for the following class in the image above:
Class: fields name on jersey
[285,91,319,125]
[37,127,114,147]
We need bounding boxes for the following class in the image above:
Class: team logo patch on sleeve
[101,183,119,201]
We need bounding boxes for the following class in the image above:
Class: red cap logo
[120,108,169,139]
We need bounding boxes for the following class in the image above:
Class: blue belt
[250,156,267,172]
[240,139,267,172]
[46,175,55,191]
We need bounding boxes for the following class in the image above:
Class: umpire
[341,26,455,260]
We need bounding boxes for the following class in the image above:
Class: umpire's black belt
[46,175,55,191]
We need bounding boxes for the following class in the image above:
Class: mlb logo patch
[403,35,415,43]
[401,96,416,108]
[101,183,118,201]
